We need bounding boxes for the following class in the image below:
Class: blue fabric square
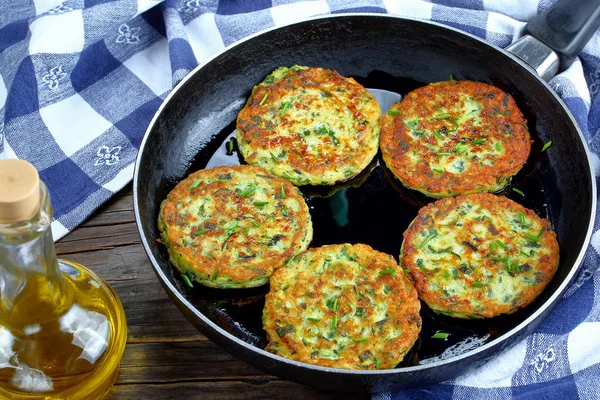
[114,96,162,148]
[56,187,114,230]
[215,9,274,46]
[169,37,197,74]
[103,14,165,63]
[85,0,119,7]
[537,276,594,335]
[70,127,138,186]
[4,113,66,170]
[0,19,28,55]
[72,41,122,93]
[39,158,102,220]
[431,6,488,39]
[514,334,572,385]
[217,0,272,15]
[387,383,455,399]
[78,65,157,124]
[511,374,579,399]
[4,56,39,122]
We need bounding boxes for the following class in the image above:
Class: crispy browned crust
[237,66,381,186]
[158,165,312,288]
[401,194,559,318]
[380,80,531,197]
[263,243,421,369]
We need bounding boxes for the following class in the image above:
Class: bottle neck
[0,183,69,324]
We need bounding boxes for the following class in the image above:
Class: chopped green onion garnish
[434,113,453,120]
[251,221,260,227]
[541,141,552,152]
[379,268,396,277]
[353,337,369,343]
[237,185,256,197]
[495,240,507,249]
[519,249,530,257]
[388,110,401,115]
[472,138,486,145]
[280,185,286,198]
[181,274,193,288]
[432,331,450,339]
[280,101,291,116]
[403,268,411,273]
[524,233,540,242]
[449,73,454,84]
[307,317,321,322]
[227,138,234,153]
[259,92,269,106]
[437,152,451,156]
[495,142,502,152]
[328,130,339,146]
[189,179,201,189]
[432,168,444,174]
[419,231,438,248]
[270,151,280,163]
[510,260,519,271]
[472,281,486,287]
[519,211,526,228]
[433,130,442,139]
[195,228,209,236]
[254,201,268,208]
[491,256,507,262]
[374,358,380,369]
[490,241,498,252]
[512,188,524,196]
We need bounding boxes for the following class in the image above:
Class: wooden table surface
[56,184,367,400]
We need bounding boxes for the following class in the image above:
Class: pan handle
[506,0,600,81]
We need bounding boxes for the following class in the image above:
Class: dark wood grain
[57,183,369,400]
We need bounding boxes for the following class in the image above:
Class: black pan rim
[133,13,597,376]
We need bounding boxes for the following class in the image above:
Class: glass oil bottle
[0,159,127,399]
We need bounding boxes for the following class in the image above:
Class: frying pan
[133,0,600,393]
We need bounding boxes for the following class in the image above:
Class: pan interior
[135,15,593,372]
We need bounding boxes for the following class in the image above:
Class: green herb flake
[472,138,486,145]
[325,296,339,311]
[181,273,193,288]
[495,240,508,249]
[280,101,291,117]
[388,110,401,115]
[472,281,486,287]
[433,130,442,140]
[194,228,209,237]
[259,92,269,106]
[270,151,280,163]
[449,73,454,84]
[352,337,369,343]
[251,221,261,227]
[237,184,256,197]
[495,142,502,152]
[280,185,286,198]
[519,211,526,229]
[355,307,366,318]
[512,188,524,196]
[437,152,451,156]
[379,268,397,277]
[431,331,450,339]
[541,141,552,152]
[189,179,201,190]
[227,138,234,153]
[524,233,540,242]
[419,231,438,248]
[254,201,269,209]
[328,130,339,146]
[307,317,321,322]
[374,358,380,369]
[276,325,295,337]
[432,168,444,174]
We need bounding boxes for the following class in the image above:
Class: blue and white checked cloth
[1,0,600,398]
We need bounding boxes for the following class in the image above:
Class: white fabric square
[33,0,64,15]
[0,74,6,110]
[383,0,432,20]
[39,94,112,157]
[454,338,527,388]
[50,220,69,241]
[486,11,526,38]
[122,38,172,96]
[1,140,17,160]
[270,1,330,27]
[102,163,134,192]
[568,322,600,374]
[136,0,161,16]
[186,13,226,64]
[482,0,539,22]
[29,11,85,55]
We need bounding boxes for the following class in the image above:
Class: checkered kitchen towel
[1,0,600,397]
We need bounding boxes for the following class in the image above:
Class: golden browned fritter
[401,193,559,319]
[158,165,312,289]
[263,243,421,369]
[380,80,531,197]
[237,66,381,186]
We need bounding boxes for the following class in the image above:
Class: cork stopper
[0,159,40,223]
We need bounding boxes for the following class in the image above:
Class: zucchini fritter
[263,244,421,369]
[401,194,559,319]
[237,66,382,186]
[158,165,313,289]
[380,80,531,197]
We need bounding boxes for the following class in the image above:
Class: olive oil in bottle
[0,159,127,399]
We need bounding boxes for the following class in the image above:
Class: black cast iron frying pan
[133,0,599,393]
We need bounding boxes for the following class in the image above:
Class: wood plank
[55,222,141,254]
[108,380,368,400]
